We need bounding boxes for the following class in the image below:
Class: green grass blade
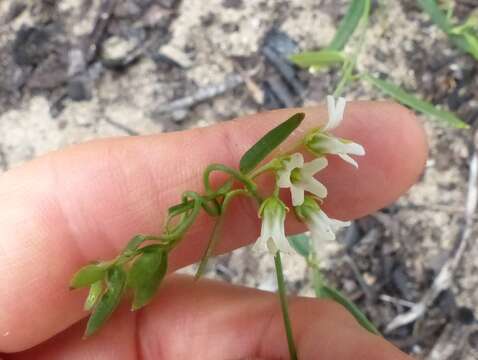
[317,282,380,335]
[239,113,305,174]
[364,74,469,128]
[289,50,345,69]
[328,0,371,51]
[418,0,478,60]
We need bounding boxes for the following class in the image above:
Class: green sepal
[84,280,104,311]
[239,113,305,174]
[293,195,321,222]
[70,263,107,289]
[128,249,168,310]
[328,0,371,51]
[84,266,126,337]
[364,74,469,128]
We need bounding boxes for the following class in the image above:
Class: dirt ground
[1,0,478,358]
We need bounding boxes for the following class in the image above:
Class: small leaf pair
[128,247,168,311]
[84,266,126,337]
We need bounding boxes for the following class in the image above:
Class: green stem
[195,189,251,278]
[249,158,282,179]
[333,1,370,97]
[203,164,261,202]
[161,192,202,245]
[274,252,298,360]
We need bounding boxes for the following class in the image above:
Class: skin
[0,101,427,359]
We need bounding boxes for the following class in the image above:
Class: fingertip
[321,101,428,219]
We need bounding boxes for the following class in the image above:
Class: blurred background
[1,0,478,358]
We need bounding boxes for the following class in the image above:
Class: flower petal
[302,157,328,176]
[277,153,304,188]
[266,237,279,255]
[324,96,346,130]
[341,141,365,156]
[288,153,304,168]
[291,184,305,206]
[275,235,294,254]
[338,153,358,168]
[277,171,292,188]
[300,178,327,199]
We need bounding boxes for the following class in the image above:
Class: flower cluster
[255,96,365,256]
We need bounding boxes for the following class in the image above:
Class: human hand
[0,102,426,359]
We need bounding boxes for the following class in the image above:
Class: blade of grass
[328,0,371,51]
[418,0,478,60]
[364,74,469,129]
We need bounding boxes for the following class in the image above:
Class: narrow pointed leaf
[128,250,168,310]
[70,263,107,289]
[85,266,126,337]
[328,0,371,51]
[317,281,380,335]
[239,113,305,174]
[289,50,345,69]
[84,280,104,311]
[418,0,478,60]
[364,75,469,128]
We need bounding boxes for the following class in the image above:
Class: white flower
[306,209,350,248]
[254,197,292,255]
[307,133,365,168]
[305,95,365,167]
[277,153,328,207]
[295,196,350,254]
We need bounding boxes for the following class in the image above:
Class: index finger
[0,101,427,352]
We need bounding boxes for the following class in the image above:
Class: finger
[0,102,427,352]
[5,275,411,360]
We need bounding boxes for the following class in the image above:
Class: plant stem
[274,252,298,360]
[195,189,251,279]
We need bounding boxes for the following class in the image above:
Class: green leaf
[128,250,168,310]
[70,263,107,289]
[328,0,371,51]
[287,233,311,258]
[462,31,478,59]
[84,280,103,311]
[85,266,126,337]
[317,282,380,335]
[239,113,305,174]
[364,74,469,129]
[289,50,345,69]
[418,0,478,60]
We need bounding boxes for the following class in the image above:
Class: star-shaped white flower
[254,197,292,255]
[305,95,365,167]
[277,153,328,207]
